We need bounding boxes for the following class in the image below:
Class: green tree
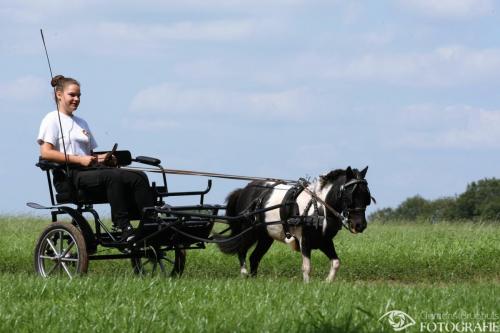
[456,178,500,220]
[394,195,431,220]
[369,178,500,222]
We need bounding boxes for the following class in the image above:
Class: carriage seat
[37,150,133,205]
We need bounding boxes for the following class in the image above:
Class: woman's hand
[96,153,117,166]
[78,155,97,167]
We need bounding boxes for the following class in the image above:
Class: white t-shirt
[37,111,98,156]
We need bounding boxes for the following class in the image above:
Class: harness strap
[298,180,351,231]
[242,182,283,225]
[279,184,304,239]
[303,198,322,230]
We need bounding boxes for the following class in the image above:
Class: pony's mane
[319,169,345,189]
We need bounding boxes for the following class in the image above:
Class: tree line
[369,178,500,222]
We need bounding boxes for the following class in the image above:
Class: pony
[216,166,373,282]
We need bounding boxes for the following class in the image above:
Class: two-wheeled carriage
[29,149,222,278]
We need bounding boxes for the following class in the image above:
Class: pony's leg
[249,234,273,276]
[320,240,340,282]
[238,251,249,276]
[300,238,312,283]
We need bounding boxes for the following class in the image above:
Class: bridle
[299,177,371,233]
[339,178,371,230]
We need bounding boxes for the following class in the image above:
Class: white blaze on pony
[216,166,373,282]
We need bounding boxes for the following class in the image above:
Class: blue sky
[1,0,500,216]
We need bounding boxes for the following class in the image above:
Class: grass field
[0,216,498,332]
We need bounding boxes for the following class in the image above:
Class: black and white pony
[216,166,373,282]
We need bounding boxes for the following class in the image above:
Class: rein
[122,166,298,184]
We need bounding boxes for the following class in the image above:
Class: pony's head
[320,166,374,234]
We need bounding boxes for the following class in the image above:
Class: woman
[37,75,155,241]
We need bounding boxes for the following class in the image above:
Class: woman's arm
[40,142,96,167]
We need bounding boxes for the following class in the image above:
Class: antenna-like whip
[40,29,70,174]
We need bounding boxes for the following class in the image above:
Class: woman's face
[57,83,81,115]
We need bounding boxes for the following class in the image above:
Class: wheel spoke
[46,261,60,276]
[60,257,79,262]
[46,239,60,256]
[61,240,75,258]
[61,262,73,279]
[163,256,175,265]
[39,255,57,260]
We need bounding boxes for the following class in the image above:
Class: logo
[380,310,417,331]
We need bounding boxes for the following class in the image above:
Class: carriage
[28,148,373,281]
[29,149,223,278]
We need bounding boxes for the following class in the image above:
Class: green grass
[0,216,498,332]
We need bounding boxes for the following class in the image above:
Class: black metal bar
[89,254,133,260]
[45,170,56,206]
[161,204,225,211]
[158,203,284,221]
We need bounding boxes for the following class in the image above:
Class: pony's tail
[215,188,245,254]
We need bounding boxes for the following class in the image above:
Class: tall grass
[0,216,498,332]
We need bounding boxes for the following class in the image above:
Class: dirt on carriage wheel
[33,222,89,278]
[131,247,186,277]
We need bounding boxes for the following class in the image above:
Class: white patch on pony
[285,236,300,251]
[301,253,311,283]
[264,183,291,241]
[326,259,340,282]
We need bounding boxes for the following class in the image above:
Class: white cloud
[16,18,281,57]
[0,0,87,24]
[397,0,494,18]
[296,45,500,86]
[390,105,500,149]
[96,20,262,43]
[0,0,310,25]
[0,76,46,102]
[129,83,311,119]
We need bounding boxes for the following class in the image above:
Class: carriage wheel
[131,246,186,277]
[34,222,88,279]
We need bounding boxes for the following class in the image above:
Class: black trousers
[72,168,155,228]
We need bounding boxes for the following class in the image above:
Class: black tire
[131,247,186,277]
[34,222,89,278]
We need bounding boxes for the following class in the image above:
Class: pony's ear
[360,166,368,179]
[346,166,354,179]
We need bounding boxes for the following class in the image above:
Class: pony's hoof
[240,268,249,278]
